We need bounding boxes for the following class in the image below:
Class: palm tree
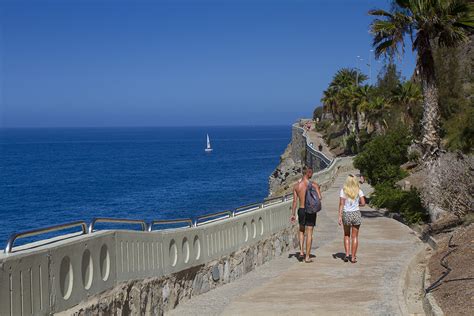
[321,68,369,122]
[355,85,375,130]
[360,96,390,135]
[321,88,338,120]
[369,0,474,155]
[392,81,423,124]
[330,68,368,90]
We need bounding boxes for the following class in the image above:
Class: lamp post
[356,56,363,86]
[369,49,374,85]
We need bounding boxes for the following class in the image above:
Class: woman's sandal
[304,258,314,263]
[343,255,350,262]
[350,257,357,263]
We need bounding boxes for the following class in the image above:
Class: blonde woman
[338,174,365,263]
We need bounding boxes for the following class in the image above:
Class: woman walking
[338,174,365,263]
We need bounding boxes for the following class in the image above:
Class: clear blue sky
[0,0,416,127]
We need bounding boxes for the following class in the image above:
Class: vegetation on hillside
[353,128,429,224]
[314,0,473,224]
[369,0,474,156]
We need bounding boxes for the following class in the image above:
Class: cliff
[268,122,306,197]
[268,119,333,197]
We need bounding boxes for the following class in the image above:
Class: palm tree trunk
[421,79,440,152]
[354,112,361,152]
[418,41,441,155]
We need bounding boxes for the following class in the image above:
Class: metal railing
[89,217,148,233]
[4,220,87,254]
[148,218,193,231]
[3,194,295,253]
[195,210,233,226]
[293,122,334,166]
[307,145,332,166]
[234,202,262,215]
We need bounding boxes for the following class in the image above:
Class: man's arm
[290,184,298,222]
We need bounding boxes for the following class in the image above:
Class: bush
[371,184,428,224]
[345,133,358,154]
[444,103,474,153]
[354,127,412,185]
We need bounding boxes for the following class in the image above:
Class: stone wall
[269,120,333,197]
[305,147,330,172]
[61,226,297,316]
[290,125,306,164]
[268,122,307,197]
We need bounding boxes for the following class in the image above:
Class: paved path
[306,128,334,160]
[168,171,424,316]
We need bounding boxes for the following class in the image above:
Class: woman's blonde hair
[343,175,360,200]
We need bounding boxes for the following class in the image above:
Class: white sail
[205,134,213,152]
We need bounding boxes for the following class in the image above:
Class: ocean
[0,126,290,246]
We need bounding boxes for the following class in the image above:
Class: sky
[0,0,416,128]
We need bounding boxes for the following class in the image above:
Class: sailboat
[205,134,213,152]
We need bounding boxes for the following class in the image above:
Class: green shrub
[354,127,412,185]
[371,184,428,224]
[345,133,358,154]
[444,103,474,153]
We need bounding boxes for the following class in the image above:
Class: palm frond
[368,9,393,18]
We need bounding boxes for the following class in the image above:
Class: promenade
[168,171,425,315]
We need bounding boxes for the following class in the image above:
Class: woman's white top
[339,188,364,212]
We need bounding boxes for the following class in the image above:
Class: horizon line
[0,123,295,129]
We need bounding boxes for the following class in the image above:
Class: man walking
[290,166,322,263]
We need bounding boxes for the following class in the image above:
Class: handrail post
[88,218,96,234]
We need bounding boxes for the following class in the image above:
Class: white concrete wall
[0,157,353,315]
[0,200,291,315]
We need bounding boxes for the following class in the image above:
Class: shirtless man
[290,166,322,263]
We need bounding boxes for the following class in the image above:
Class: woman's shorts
[342,210,362,226]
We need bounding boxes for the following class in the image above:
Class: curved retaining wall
[0,157,354,316]
[292,121,332,171]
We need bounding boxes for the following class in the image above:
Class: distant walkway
[303,120,335,160]
[168,171,424,315]
[307,129,334,160]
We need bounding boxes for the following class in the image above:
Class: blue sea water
[0,126,289,246]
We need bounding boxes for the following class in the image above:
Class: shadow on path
[361,210,384,218]
[288,252,316,262]
[331,252,348,262]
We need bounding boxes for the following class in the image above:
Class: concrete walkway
[168,171,425,316]
[306,127,335,160]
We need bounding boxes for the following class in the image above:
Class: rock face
[64,227,297,316]
[421,152,473,222]
[397,152,473,223]
[268,124,306,197]
[268,142,303,197]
